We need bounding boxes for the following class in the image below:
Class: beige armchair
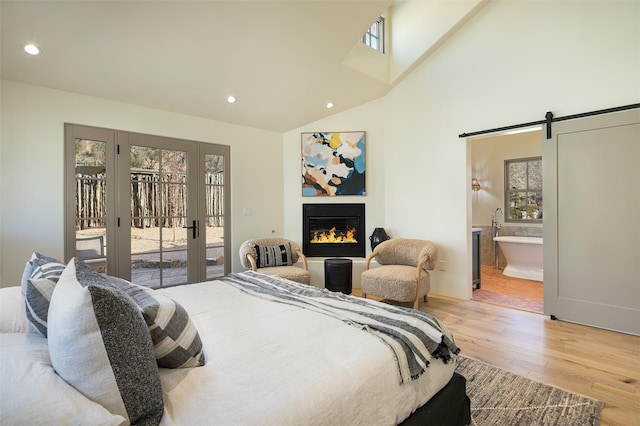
[361,238,438,310]
[239,238,310,285]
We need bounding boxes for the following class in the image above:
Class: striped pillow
[24,252,66,337]
[24,278,56,336]
[29,252,66,282]
[253,243,293,268]
[108,276,206,369]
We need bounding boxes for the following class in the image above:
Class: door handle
[183,220,198,239]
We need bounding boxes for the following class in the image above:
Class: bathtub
[493,236,543,282]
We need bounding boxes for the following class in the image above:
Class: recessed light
[227,95,237,103]
[24,43,40,55]
[326,102,334,109]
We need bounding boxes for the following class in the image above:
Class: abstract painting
[301,131,365,196]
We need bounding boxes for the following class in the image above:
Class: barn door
[543,109,640,335]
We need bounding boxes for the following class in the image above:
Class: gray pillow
[48,258,164,425]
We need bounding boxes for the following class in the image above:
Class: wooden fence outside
[76,171,224,230]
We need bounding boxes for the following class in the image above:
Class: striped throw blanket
[222,271,460,384]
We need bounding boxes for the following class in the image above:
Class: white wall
[0,80,283,286]
[286,0,640,299]
[385,0,639,299]
[388,0,485,82]
[283,99,386,287]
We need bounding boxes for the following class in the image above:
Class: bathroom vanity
[472,228,481,289]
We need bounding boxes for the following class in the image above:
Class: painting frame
[301,131,366,196]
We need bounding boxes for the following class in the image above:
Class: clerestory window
[361,17,384,53]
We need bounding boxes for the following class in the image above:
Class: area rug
[455,356,604,425]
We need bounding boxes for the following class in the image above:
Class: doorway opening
[474,265,543,313]
[468,128,544,313]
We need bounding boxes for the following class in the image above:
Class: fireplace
[303,203,365,258]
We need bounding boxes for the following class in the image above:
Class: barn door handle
[183,220,198,239]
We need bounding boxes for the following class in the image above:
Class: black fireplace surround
[303,203,365,258]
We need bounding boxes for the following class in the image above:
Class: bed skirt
[400,372,471,425]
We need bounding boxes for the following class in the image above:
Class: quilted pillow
[253,243,293,268]
[108,276,206,368]
[24,252,66,337]
[48,259,164,425]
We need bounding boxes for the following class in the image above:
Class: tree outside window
[505,157,542,222]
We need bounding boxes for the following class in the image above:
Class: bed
[0,253,470,425]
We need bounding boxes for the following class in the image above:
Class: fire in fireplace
[303,203,365,257]
[311,226,356,243]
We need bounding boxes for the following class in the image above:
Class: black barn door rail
[459,103,640,140]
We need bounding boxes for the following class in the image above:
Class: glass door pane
[74,139,108,273]
[204,153,225,279]
[130,145,189,288]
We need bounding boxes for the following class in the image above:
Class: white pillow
[48,258,164,425]
[0,287,31,333]
[0,333,126,425]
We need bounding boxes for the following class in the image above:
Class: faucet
[492,207,504,269]
[491,208,503,237]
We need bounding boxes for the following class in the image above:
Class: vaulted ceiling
[1,1,394,132]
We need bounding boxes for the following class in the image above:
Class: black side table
[324,258,352,294]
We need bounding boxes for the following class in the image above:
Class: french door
[65,124,230,288]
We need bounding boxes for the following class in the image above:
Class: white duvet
[157,278,456,426]
[0,277,456,426]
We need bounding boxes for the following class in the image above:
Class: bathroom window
[505,157,542,223]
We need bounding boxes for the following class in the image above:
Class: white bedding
[157,277,456,425]
[0,272,457,426]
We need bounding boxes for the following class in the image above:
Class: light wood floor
[353,290,640,426]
